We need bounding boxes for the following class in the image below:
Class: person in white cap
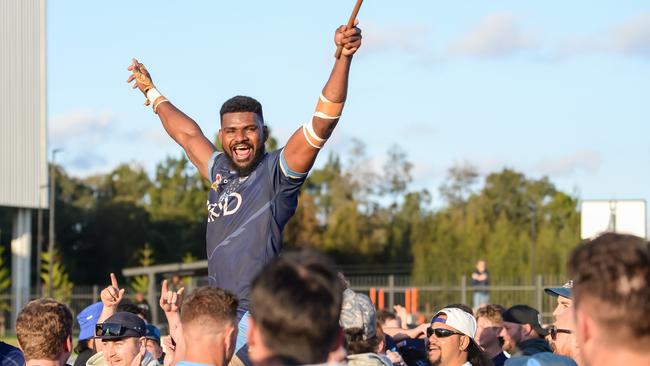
[426,307,491,366]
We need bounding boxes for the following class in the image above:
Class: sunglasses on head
[546,325,572,341]
[427,327,465,338]
[95,322,144,337]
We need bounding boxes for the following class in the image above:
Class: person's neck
[27,359,63,366]
[182,335,226,366]
[587,347,650,366]
[441,352,467,366]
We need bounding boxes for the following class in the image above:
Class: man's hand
[100,273,125,308]
[127,58,155,102]
[162,336,176,366]
[159,279,185,313]
[334,21,362,58]
[130,339,146,366]
[393,304,409,329]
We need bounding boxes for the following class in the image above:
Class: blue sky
[49,1,649,219]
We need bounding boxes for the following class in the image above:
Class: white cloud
[537,150,602,176]
[448,13,538,58]
[361,22,432,56]
[50,109,114,144]
[609,13,650,58]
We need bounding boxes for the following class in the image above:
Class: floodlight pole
[48,148,62,297]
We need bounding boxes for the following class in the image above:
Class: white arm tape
[304,120,325,142]
[146,88,162,104]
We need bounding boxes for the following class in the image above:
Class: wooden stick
[335,0,364,59]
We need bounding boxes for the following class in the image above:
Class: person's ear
[459,335,470,351]
[329,326,345,352]
[224,323,237,356]
[262,125,269,143]
[65,335,73,352]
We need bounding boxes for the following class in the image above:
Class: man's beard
[225,144,266,176]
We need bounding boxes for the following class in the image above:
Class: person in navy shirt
[128,22,363,359]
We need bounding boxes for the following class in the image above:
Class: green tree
[130,243,155,295]
[0,244,11,311]
[41,248,74,303]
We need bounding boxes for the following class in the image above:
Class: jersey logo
[207,192,242,222]
[210,174,223,192]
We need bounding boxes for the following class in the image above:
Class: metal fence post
[92,285,99,303]
[388,275,395,309]
[148,273,157,325]
[535,274,543,313]
[461,275,467,305]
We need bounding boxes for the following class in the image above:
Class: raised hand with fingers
[159,279,185,314]
[127,58,156,105]
[100,273,125,308]
[334,20,362,58]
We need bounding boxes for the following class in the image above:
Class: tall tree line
[0,140,580,285]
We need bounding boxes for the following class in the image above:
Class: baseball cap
[145,324,161,344]
[77,302,103,341]
[544,280,573,299]
[431,308,477,338]
[502,305,548,336]
[339,288,377,340]
[96,312,147,340]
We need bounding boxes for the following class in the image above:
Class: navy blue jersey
[206,148,307,311]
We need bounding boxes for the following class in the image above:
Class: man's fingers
[344,27,361,37]
[110,273,118,288]
[118,288,125,299]
[177,287,185,298]
[161,279,168,295]
[127,74,135,83]
[167,290,173,304]
[171,292,178,306]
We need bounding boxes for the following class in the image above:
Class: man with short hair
[15,298,73,366]
[475,304,508,366]
[569,232,650,366]
[246,251,344,365]
[89,312,158,366]
[175,287,239,366]
[544,281,582,365]
[144,325,163,363]
[499,305,551,356]
[426,307,491,366]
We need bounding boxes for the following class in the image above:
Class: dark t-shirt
[492,351,508,366]
[73,348,93,366]
[0,342,24,366]
[471,269,490,294]
[206,149,307,312]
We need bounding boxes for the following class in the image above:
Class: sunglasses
[546,325,572,341]
[427,327,465,338]
[95,323,144,337]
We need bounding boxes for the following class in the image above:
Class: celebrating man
[127,20,362,354]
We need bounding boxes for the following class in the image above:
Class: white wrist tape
[146,88,163,105]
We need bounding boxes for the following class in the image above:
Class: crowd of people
[0,232,647,366]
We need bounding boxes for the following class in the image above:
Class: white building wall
[0,0,48,209]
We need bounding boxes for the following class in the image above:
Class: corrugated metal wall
[0,0,48,209]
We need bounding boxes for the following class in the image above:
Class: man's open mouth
[232,144,252,161]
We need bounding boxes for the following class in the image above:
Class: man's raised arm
[127,59,216,180]
[282,23,363,174]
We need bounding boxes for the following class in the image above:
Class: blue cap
[77,302,103,341]
[544,280,573,299]
[145,324,161,344]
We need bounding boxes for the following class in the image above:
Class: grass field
[0,336,18,347]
